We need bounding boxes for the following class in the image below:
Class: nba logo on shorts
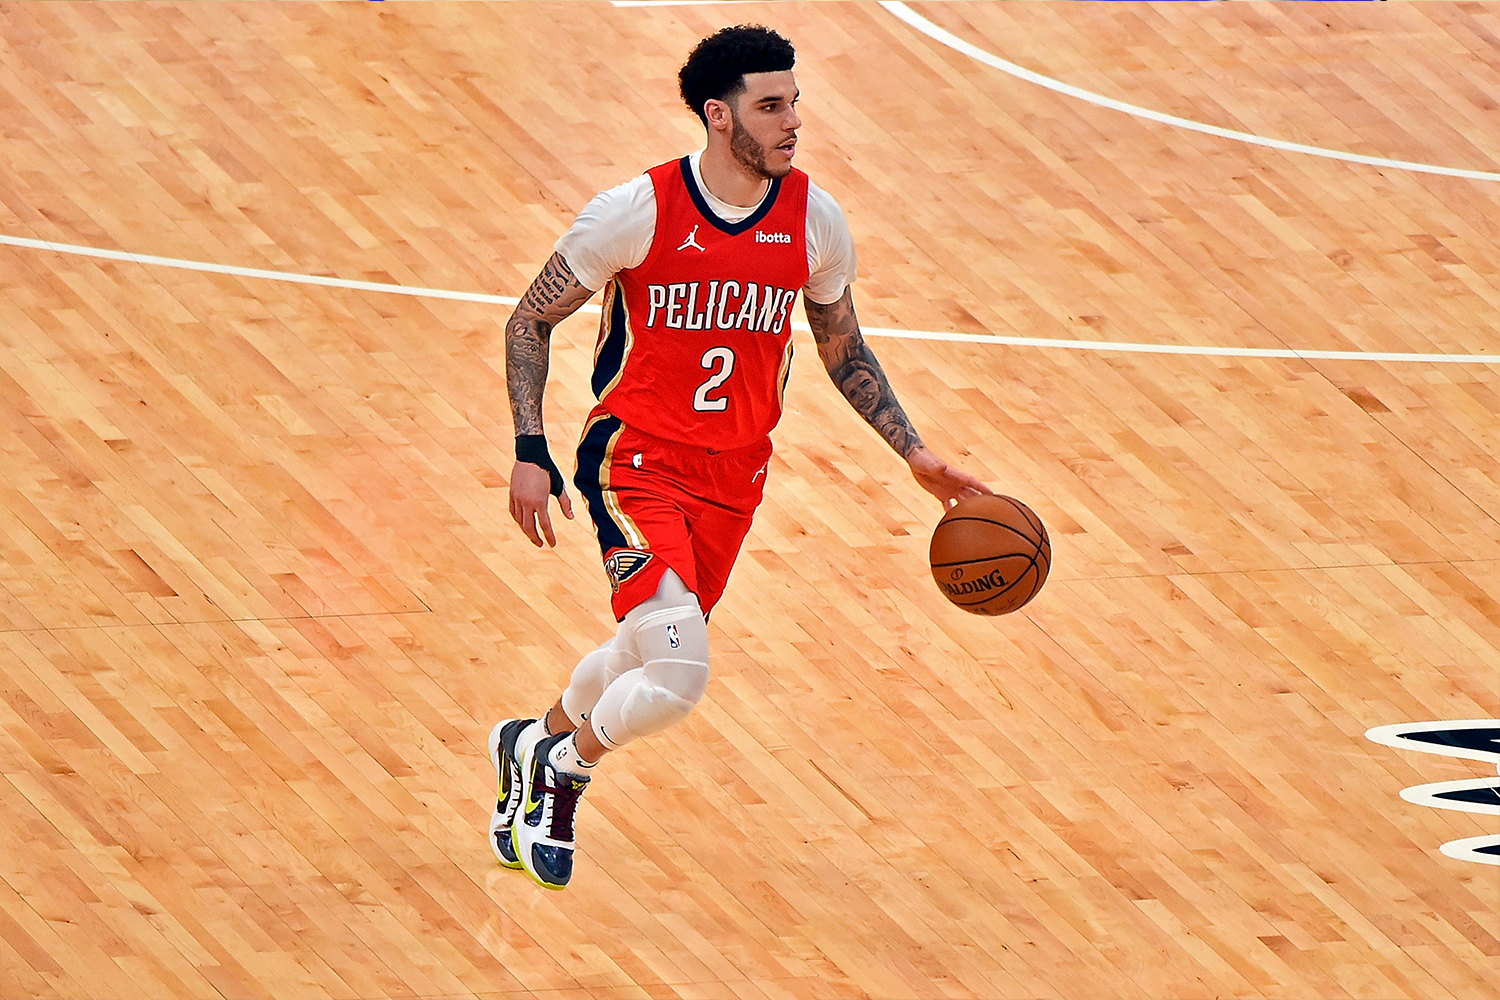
[603,549,653,592]
[666,623,681,649]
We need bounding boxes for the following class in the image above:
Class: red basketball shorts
[573,406,772,620]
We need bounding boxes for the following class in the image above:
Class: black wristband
[515,434,565,497]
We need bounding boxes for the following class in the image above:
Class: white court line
[881,1,1500,184]
[4,232,1499,365]
[0,233,520,307]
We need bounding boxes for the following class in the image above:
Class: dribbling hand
[907,445,992,510]
[509,461,574,547]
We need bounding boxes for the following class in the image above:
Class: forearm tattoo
[506,253,592,436]
[805,290,925,459]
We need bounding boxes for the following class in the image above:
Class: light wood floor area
[1,2,1497,997]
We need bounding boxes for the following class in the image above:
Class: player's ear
[703,98,732,134]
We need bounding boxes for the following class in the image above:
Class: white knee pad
[560,628,641,727]
[588,571,710,750]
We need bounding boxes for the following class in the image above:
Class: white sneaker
[486,718,536,869]
[512,732,590,890]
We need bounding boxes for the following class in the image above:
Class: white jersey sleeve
[553,174,656,292]
[803,180,857,305]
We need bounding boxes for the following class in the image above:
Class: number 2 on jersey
[693,347,736,412]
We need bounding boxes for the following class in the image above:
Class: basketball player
[491,25,991,890]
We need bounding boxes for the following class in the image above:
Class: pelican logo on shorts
[1366,721,1500,865]
[603,549,653,592]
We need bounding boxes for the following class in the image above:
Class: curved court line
[4,232,1498,365]
[881,1,1500,184]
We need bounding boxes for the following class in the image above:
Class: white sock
[547,733,597,777]
[516,719,547,759]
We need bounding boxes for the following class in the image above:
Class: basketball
[929,495,1051,615]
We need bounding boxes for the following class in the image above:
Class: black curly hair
[678,25,796,126]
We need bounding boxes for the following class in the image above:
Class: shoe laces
[539,772,587,842]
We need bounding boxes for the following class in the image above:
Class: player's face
[730,71,801,179]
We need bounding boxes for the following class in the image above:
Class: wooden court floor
[0,2,1497,997]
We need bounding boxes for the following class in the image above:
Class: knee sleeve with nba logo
[560,628,641,729]
[588,570,710,750]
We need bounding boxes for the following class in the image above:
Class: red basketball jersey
[590,157,812,450]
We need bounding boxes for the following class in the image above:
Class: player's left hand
[509,460,575,547]
[907,445,993,509]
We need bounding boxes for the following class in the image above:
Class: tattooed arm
[805,287,991,507]
[506,252,595,547]
[508,252,595,435]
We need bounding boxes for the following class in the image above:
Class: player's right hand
[509,461,575,547]
[907,445,993,510]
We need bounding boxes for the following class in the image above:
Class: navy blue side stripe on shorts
[574,413,629,555]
